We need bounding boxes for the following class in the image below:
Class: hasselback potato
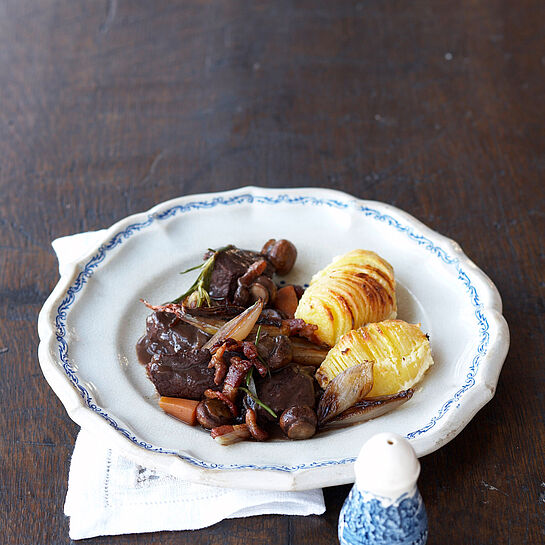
[294,249,397,347]
[315,319,433,396]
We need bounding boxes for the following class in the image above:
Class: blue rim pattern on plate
[54,193,489,471]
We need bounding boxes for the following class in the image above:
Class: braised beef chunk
[136,311,210,365]
[147,349,216,399]
[256,333,293,370]
[256,365,316,420]
[207,247,275,302]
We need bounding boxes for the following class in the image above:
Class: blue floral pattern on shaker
[339,488,428,545]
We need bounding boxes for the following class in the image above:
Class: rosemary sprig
[179,263,208,275]
[171,245,232,306]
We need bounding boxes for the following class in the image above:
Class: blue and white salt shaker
[338,432,428,545]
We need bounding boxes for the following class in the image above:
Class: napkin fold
[55,231,325,540]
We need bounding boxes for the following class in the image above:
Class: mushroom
[261,239,297,275]
[279,406,317,440]
[251,275,278,305]
[249,282,269,304]
[196,398,233,429]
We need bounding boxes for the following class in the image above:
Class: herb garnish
[245,366,257,393]
[254,324,262,345]
[242,357,277,419]
[240,384,278,419]
[171,245,232,306]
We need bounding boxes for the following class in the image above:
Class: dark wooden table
[1,1,544,543]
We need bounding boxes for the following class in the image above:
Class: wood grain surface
[1,1,544,544]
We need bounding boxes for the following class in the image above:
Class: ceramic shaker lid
[354,432,420,499]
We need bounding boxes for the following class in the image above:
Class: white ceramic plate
[38,187,509,490]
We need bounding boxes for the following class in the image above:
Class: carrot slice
[274,285,299,318]
[159,397,200,426]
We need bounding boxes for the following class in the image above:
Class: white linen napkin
[55,231,325,540]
